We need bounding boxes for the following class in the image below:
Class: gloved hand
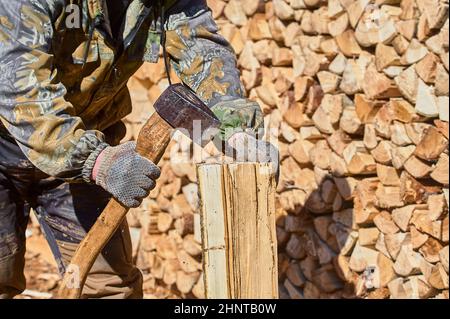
[91,142,161,208]
[211,98,265,141]
[227,132,280,181]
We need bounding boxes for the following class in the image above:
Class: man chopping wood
[0,0,278,298]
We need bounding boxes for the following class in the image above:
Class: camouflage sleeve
[0,0,106,181]
[164,0,264,140]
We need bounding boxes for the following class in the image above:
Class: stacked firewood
[124,0,449,299]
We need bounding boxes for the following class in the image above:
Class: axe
[58,84,221,298]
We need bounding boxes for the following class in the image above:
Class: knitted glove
[91,142,161,208]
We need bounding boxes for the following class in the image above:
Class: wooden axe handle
[58,112,172,299]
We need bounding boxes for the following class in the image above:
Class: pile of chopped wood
[124,0,449,299]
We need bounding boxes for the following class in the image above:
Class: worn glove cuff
[82,142,109,183]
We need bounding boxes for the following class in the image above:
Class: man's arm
[0,0,106,181]
[164,0,264,140]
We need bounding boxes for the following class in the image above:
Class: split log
[438,96,449,122]
[401,39,429,65]
[286,234,307,259]
[273,0,295,20]
[376,232,391,259]
[374,211,400,235]
[371,141,393,165]
[364,124,379,150]
[312,266,344,293]
[374,106,393,139]
[208,0,226,18]
[393,244,422,276]
[354,7,397,47]
[174,213,194,237]
[388,278,408,298]
[355,94,385,124]
[403,275,436,299]
[376,164,401,186]
[340,107,364,135]
[435,63,449,96]
[176,271,200,294]
[327,129,352,156]
[363,64,400,100]
[334,176,359,201]
[375,43,401,71]
[415,52,441,84]
[392,35,410,55]
[198,163,278,298]
[410,209,442,240]
[157,213,173,233]
[392,205,418,232]
[335,30,362,57]
[415,79,439,117]
[420,237,444,264]
[289,139,314,164]
[414,126,448,161]
[405,123,433,145]
[391,145,416,170]
[248,14,272,40]
[353,178,381,225]
[391,122,413,146]
[282,101,305,129]
[400,172,441,204]
[386,99,418,123]
[317,71,341,93]
[411,225,429,250]
[428,194,447,221]
[395,65,419,103]
[358,228,380,246]
[444,215,449,244]
[343,142,377,175]
[404,156,433,179]
[284,279,304,299]
[329,10,350,36]
[294,76,314,101]
[422,0,448,30]
[272,46,294,66]
[430,153,449,185]
[312,94,343,133]
[310,140,333,170]
[224,0,248,26]
[395,19,416,41]
[375,185,405,209]
[384,232,408,261]
[439,246,449,273]
[427,263,449,290]
[349,243,379,272]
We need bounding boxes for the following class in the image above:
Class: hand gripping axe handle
[58,84,220,298]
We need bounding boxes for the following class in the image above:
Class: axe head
[153,84,221,147]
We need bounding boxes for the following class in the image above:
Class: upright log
[197,163,278,299]
[123,0,450,300]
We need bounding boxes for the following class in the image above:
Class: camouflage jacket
[0,0,263,181]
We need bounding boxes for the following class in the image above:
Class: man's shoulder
[0,0,69,19]
[39,0,73,18]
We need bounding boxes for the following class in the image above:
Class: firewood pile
[124,0,449,299]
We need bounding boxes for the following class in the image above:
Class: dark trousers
[0,135,142,299]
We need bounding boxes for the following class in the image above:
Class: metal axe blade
[153,84,221,147]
